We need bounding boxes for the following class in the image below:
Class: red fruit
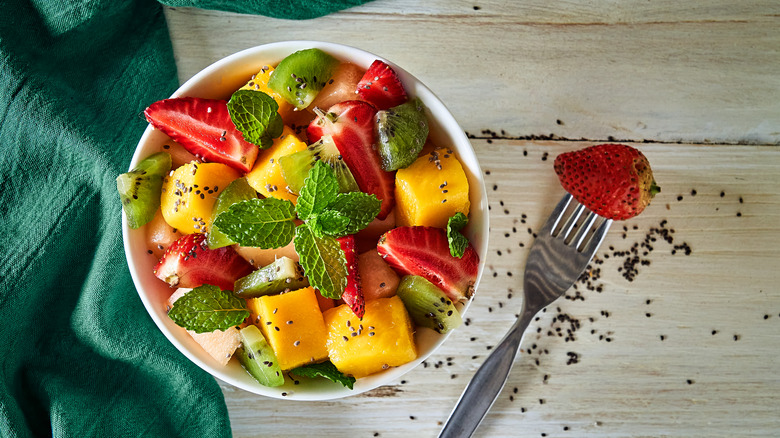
[337,235,365,318]
[153,233,253,292]
[377,226,479,302]
[356,60,408,110]
[144,97,258,173]
[307,100,395,219]
[553,144,660,220]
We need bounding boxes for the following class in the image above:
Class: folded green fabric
[0,0,368,437]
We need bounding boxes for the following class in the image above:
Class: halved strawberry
[153,233,253,291]
[377,226,478,302]
[307,100,395,219]
[356,60,408,110]
[337,235,365,318]
[144,97,259,173]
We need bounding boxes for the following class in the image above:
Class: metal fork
[439,193,613,438]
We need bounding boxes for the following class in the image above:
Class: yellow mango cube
[160,162,240,234]
[394,147,470,228]
[245,126,307,203]
[241,65,297,121]
[323,296,417,378]
[253,287,329,370]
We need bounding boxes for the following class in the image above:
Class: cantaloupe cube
[160,162,240,234]
[146,209,182,258]
[323,296,417,378]
[358,250,400,301]
[394,147,470,228]
[245,126,307,203]
[234,240,298,268]
[253,287,329,370]
[167,288,241,366]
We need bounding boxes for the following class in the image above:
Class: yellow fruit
[146,209,182,258]
[253,287,329,370]
[394,147,470,228]
[241,65,296,121]
[160,162,240,234]
[245,126,307,203]
[323,296,417,378]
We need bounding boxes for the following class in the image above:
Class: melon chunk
[323,296,417,378]
[358,250,400,301]
[146,209,182,258]
[245,126,307,203]
[394,147,470,228]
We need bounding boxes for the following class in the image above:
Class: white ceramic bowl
[122,41,489,400]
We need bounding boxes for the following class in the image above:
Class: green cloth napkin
[0,0,368,436]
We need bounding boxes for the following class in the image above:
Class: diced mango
[323,296,417,378]
[394,147,470,228]
[241,65,296,121]
[253,287,329,370]
[160,162,240,234]
[245,126,307,203]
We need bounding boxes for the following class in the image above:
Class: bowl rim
[122,40,489,400]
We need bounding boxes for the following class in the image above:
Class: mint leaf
[228,90,284,148]
[447,212,469,258]
[296,160,339,221]
[214,197,296,248]
[313,210,351,237]
[322,192,381,237]
[294,223,347,299]
[290,361,356,390]
[168,285,250,334]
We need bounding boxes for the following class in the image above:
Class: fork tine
[541,193,574,236]
[559,203,586,240]
[572,211,599,249]
[581,216,613,254]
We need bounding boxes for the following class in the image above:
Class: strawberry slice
[144,97,259,173]
[356,60,408,110]
[154,233,253,292]
[554,143,660,220]
[307,100,395,219]
[377,226,478,302]
[337,235,365,318]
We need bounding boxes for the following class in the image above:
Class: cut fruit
[240,64,297,122]
[394,147,470,228]
[377,226,478,302]
[323,296,417,378]
[146,209,182,259]
[267,48,339,110]
[208,177,257,249]
[160,162,241,234]
[117,152,171,229]
[395,275,462,334]
[234,240,298,268]
[356,60,408,110]
[254,286,329,370]
[245,125,308,203]
[234,256,309,298]
[235,324,285,387]
[279,135,359,195]
[310,62,366,111]
[357,249,400,302]
[375,98,429,171]
[144,97,259,173]
[337,235,364,318]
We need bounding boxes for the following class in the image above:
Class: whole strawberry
[553,144,660,220]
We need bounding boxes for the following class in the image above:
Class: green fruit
[208,178,257,249]
[234,256,309,298]
[396,275,462,334]
[375,97,429,171]
[279,135,359,195]
[268,48,339,110]
[117,152,172,229]
[235,325,284,387]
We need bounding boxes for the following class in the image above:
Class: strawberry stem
[650,181,661,197]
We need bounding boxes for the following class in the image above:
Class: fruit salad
[118,47,480,390]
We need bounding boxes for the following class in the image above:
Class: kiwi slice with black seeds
[117,152,171,229]
[208,178,257,249]
[279,135,359,195]
[375,97,429,171]
[234,256,309,298]
[396,275,462,334]
[268,48,339,110]
[235,325,284,387]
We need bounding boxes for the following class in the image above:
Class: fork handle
[438,309,536,438]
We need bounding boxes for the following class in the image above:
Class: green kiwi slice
[396,275,462,334]
[234,256,309,298]
[375,97,429,171]
[235,325,284,387]
[117,152,172,229]
[208,178,257,249]
[278,135,359,195]
[268,48,339,110]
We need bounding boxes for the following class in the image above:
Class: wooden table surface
[164,2,780,437]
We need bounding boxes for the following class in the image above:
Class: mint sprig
[294,224,348,299]
[213,197,296,248]
[227,90,284,148]
[296,159,340,221]
[447,212,469,258]
[168,285,250,334]
[290,361,356,390]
